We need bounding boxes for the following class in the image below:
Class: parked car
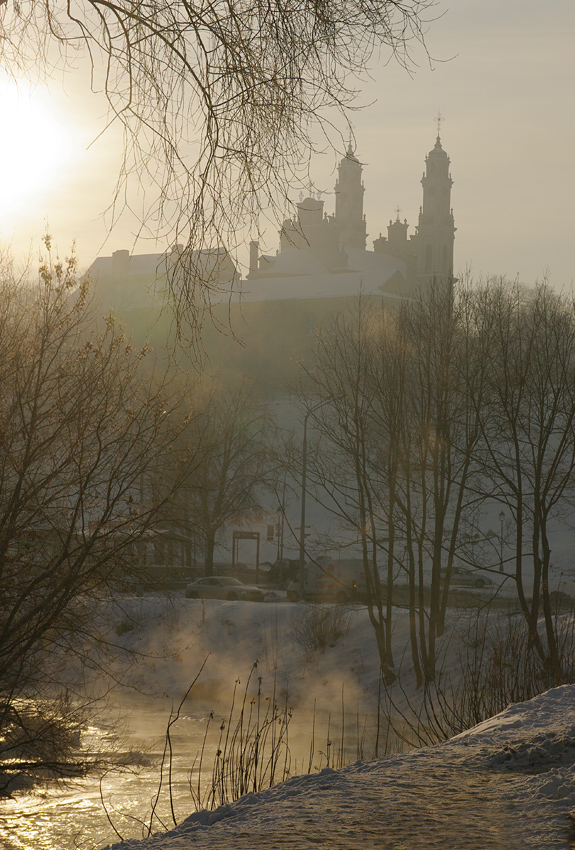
[184,576,265,601]
[448,567,493,589]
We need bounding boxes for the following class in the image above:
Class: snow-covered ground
[93,593,481,717]
[87,596,575,849]
[96,594,390,712]
[100,683,575,849]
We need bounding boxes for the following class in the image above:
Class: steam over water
[0,599,418,849]
[0,700,218,850]
[0,696,379,850]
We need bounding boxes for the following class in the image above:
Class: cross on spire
[435,110,444,137]
[395,206,402,221]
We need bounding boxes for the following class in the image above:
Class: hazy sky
[0,0,573,287]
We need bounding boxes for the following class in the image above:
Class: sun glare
[0,79,76,222]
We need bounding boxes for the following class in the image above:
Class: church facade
[245,133,456,299]
[87,132,456,315]
[85,133,457,390]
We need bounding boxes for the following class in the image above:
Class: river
[0,693,382,850]
[0,700,218,850]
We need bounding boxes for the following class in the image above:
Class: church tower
[334,144,367,251]
[416,135,456,284]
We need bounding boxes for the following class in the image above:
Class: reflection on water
[0,698,385,850]
[0,702,219,850]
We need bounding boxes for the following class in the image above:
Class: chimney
[249,240,259,277]
[111,249,130,278]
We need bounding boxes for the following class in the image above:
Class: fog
[0,3,574,847]
[0,2,572,287]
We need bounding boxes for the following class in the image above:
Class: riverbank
[90,594,486,714]
[3,595,574,849]
[103,684,575,849]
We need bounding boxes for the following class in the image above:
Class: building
[86,132,456,389]
[244,133,455,298]
[84,132,458,570]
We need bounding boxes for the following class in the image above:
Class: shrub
[290,604,351,660]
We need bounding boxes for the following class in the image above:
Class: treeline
[0,246,272,784]
[298,278,575,687]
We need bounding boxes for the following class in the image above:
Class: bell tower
[334,144,367,251]
[416,132,456,284]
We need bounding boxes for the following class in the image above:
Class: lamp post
[499,511,505,572]
[298,397,336,599]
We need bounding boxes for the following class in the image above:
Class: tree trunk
[205,535,216,576]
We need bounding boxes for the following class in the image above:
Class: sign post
[232,530,261,583]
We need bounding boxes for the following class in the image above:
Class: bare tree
[0,243,194,777]
[302,278,575,693]
[476,279,575,680]
[0,0,435,328]
[173,385,274,575]
[298,284,496,686]
[395,281,493,681]
[295,298,399,684]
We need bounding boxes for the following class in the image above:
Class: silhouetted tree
[171,386,274,575]
[0,243,194,778]
[295,299,400,684]
[299,279,575,687]
[475,279,575,680]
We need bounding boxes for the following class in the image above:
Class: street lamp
[499,511,505,572]
[298,396,337,599]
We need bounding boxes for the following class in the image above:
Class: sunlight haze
[1,1,573,287]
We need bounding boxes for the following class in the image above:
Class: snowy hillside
[102,684,575,849]
[96,594,486,715]
[85,597,575,849]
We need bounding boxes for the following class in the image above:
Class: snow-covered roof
[86,248,238,312]
[235,247,406,304]
[88,252,168,279]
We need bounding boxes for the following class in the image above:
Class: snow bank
[101,685,575,849]
[89,595,472,716]
[89,594,575,850]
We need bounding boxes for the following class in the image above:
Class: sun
[0,78,76,222]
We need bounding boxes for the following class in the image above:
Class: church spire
[334,145,366,251]
[415,127,456,284]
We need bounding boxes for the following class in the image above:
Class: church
[86,132,456,389]
[241,132,456,301]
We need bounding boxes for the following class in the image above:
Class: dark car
[184,576,265,601]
